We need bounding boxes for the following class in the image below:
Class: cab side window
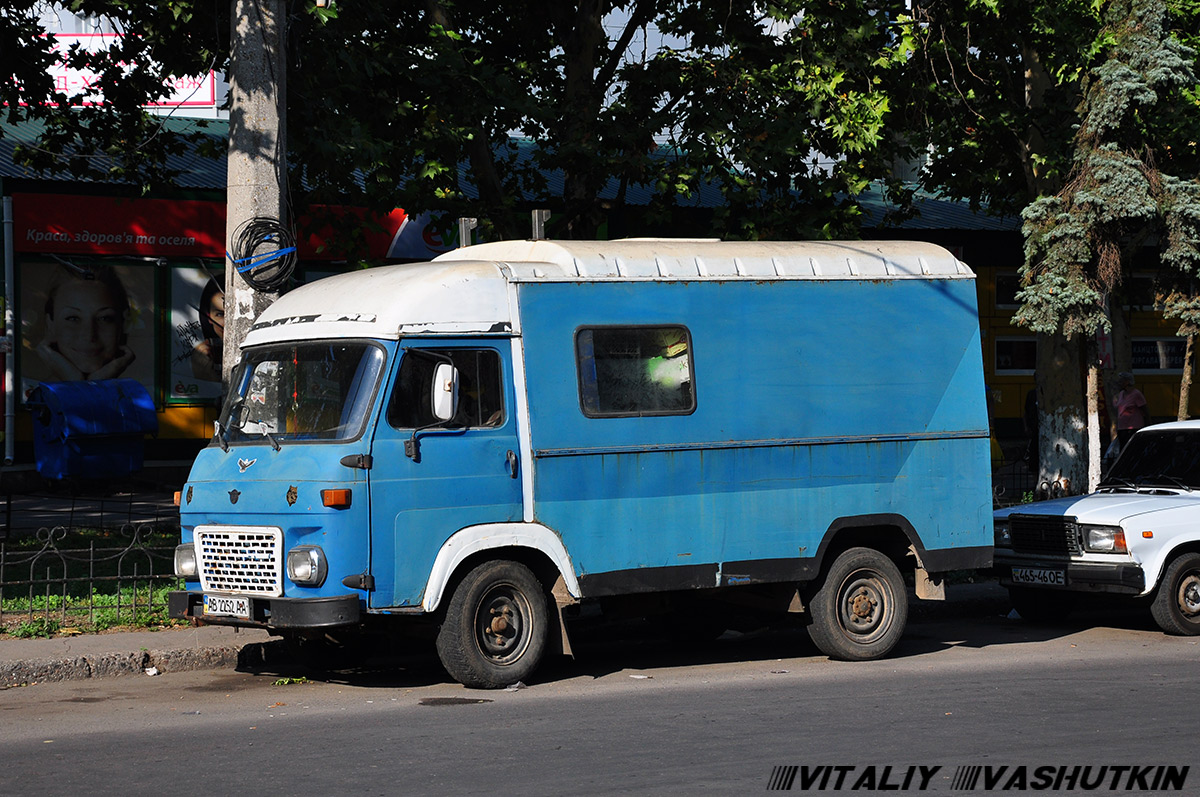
[387,349,505,429]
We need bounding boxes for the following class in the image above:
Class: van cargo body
[170,239,993,687]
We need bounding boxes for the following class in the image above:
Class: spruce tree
[1017,0,1199,490]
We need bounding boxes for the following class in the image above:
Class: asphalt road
[2,609,1197,795]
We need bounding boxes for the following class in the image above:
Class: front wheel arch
[1151,552,1200,635]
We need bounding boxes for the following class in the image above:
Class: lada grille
[195,526,283,596]
[1009,514,1082,556]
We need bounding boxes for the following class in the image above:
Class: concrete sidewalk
[1,582,1012,688]
[0,624,278,688]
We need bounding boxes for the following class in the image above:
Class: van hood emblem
[228,489,241,504]
[238,457,257,473]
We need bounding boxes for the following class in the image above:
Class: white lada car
[994,421,1200,635]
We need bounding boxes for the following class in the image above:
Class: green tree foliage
[906,0,1200,488]
[286,1,913,242]
[642,1,913,239]
[901,0,1112,215]
[7,2,910,243]
[1018,0,1199,343]
[1,1,229,190]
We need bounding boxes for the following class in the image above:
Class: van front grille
[195,526,283,596]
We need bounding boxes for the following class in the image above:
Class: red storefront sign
[14,193,227,257]
[13,193,414,261]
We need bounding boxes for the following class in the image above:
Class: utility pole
[223,0,287,383]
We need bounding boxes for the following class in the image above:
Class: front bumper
[993,552,1145,594]
[169,591,361,629]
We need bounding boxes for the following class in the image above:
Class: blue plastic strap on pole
[226,247,297,273]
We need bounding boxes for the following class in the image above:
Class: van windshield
[218,342,385,445]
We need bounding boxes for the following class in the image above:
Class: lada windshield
[1102,429,1200,490]
[217,342,385,446]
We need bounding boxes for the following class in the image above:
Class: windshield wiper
[213,420,229,452]
[1098,477,1138,491]
[1148,472,1191,492]
[259,426,281,452]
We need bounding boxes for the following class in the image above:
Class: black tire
[1151,553,1200,635]
[435,560,549,688]
[1007,586,1074,623]
[806,547,908,661]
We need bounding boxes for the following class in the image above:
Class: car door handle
[506,450,519,479]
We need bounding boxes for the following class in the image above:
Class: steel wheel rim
[835,569,895,644]
[473,582,531,665]
[1177,572,1200,618]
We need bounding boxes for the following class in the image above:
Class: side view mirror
[431,362,459,422]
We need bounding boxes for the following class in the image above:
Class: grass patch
[10,617,61,638]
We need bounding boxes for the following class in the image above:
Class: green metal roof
[0,116,227,190]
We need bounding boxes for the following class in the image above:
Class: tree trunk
[1037,332,1086,496]
[554,0,605,239]
[1180,334,1195,421]
[1105,289,1132,437]
[1086,360,1101,492]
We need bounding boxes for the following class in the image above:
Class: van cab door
[367,341,523,608]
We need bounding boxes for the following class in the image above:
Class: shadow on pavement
[228,589,1168,691]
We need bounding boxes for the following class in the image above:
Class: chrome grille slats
[195,526,283,597]
[1009,514,1082,556]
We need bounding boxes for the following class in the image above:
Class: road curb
[0,638,283,688]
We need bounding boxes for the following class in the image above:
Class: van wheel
[1151,553,1200,635]
[806,547,907,661]
[436,560,549,688]
[1007,587,1073,623]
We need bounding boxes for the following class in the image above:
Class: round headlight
[287,545,328,587]
[174,542,198,578]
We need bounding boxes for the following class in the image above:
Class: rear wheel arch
[811,514,924,581]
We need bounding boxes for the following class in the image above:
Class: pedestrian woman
[1113,372,1150,447]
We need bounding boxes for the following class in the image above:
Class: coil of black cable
[228,216,297,291]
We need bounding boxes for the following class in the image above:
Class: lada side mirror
[431,362,459,422]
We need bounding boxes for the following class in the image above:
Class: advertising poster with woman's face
[19,260,155,401]
[169,266,225,401]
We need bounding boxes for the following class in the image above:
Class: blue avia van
[170,239,993,687]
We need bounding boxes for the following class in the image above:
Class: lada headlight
[1082,525,1127,553]
[287,545,328,586]
[174,542,198,578]
[994,519,1011,548]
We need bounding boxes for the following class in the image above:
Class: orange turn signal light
[173,491,182,507]
[1143,531,1154,539]
[322,488,352,509]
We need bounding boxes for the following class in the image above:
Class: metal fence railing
[0,487,180,633]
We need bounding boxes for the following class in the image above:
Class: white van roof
[243,239,972,345]
[435,238,972,280]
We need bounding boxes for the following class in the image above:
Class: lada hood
[994,490,1200,525]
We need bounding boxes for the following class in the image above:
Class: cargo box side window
[388,349,505,429]
[576,326,695,417]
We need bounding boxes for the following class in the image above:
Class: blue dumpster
[28,379,158,480]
